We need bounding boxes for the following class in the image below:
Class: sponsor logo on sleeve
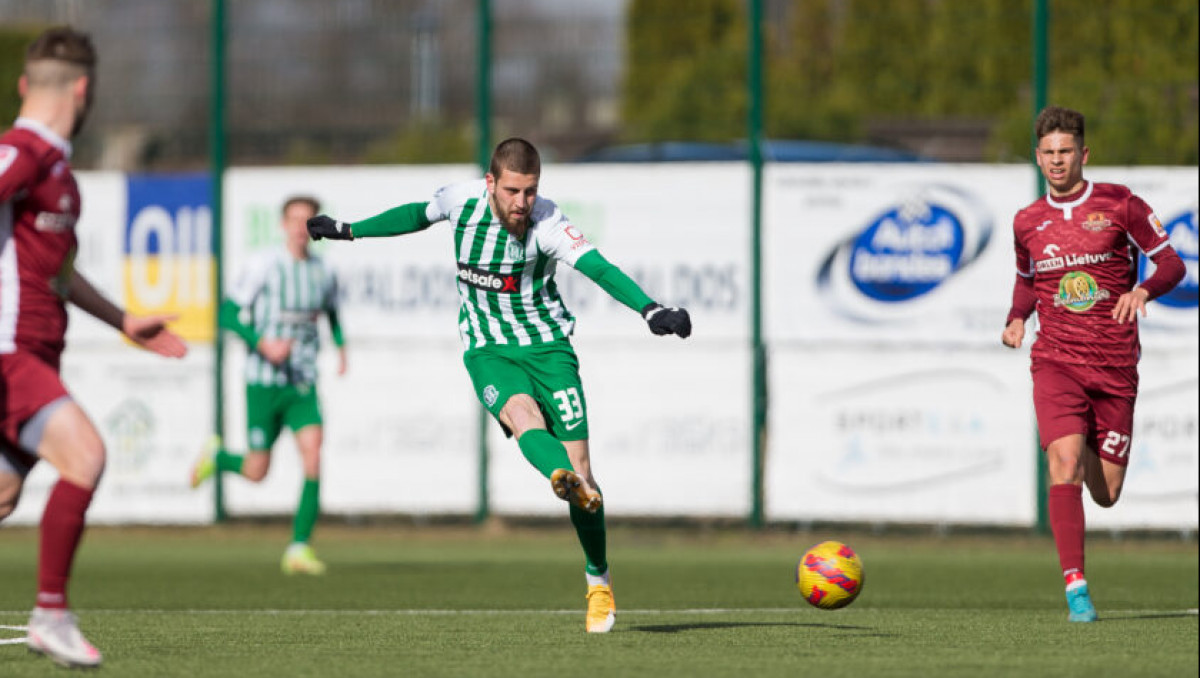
[1139,208,1198,310]
[563,223,590,250]
[1148,212,1166,236]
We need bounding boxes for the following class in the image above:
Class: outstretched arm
[67,271,187,358]
[308,202,434,241]
[574,250,691,338]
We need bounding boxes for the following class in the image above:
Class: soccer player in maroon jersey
[1001,106,1186,622]
[0,27,187,667]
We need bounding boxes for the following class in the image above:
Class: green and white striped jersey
[425,179,595,349]
[228,249,339,385]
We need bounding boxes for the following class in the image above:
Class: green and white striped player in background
[307,138,691,633]
[192,195,348,575]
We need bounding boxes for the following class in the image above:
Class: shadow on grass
[634,621,889,634]
[1099,611,1198,622]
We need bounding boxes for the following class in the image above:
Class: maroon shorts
[1,349,69,470]
[1030,358,1137,466]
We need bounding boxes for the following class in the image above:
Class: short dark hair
[282,195,320,215]
[489,138,541,178]
[26,26,96,69]
[1035,106,1085,145]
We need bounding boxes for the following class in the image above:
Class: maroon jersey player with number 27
[1002,106,1186,623]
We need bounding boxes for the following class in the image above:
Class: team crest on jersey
[483,385,499,407]
[1055,271,1110,312]
[1081,212,1111,232]
[505,238,526,261]
[249,428,267,449]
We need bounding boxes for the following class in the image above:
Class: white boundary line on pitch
[2,608,1197,617]
[0,625,28,646]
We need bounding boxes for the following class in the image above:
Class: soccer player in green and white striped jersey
[191,195,347,575]
[307,138,691,633]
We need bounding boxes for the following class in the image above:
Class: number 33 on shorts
[1100,430,1131,458]
[553,387,587,434]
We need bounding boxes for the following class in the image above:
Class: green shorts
[463,339,589,440]
[245,383,322,451]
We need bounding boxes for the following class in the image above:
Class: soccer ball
[795,540,864,610]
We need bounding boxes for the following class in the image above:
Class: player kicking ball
[307,138,692,632]
[1002,106,1185,622]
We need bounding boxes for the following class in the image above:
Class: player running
[1001,106,1186,622]
[306,137,692,633]
[191,195,347,575]
[0,27,188,668]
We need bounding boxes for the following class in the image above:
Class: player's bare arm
[66,271,187,358]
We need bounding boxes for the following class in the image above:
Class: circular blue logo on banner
[847,203,965,301]
[816,184,992,322]
[1141,209,1198,309]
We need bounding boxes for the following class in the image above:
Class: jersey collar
[1044,180,1092,213]
[14,117,73,158]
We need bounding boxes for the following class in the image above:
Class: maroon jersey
[0,118,80,366]
[1012,181,1172,367]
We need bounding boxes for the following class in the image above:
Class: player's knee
[67,445,106,487]
[501,394,545,433]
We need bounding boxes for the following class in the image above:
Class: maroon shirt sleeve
[1006,219,1036,324]
[1124,194,1185,301]
[1140,246,1186,301]
[0,142,38,203]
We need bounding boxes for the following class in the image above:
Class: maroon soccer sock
[37,480,95,609]
[1048,483,1085,582]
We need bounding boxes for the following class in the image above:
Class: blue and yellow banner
[124,174,214,341]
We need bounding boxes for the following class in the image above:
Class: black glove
[641,302,691,338]
[306,215,354,241]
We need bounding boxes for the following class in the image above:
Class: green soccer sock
[215,450,245,475]
[571,498,608,576]
[292,478,320,544]
[516,429,573,479]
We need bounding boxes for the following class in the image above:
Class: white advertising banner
[6,164,1191,528]
[764,164,1033,346]
[221,164,752,517]
[220,167,476,516]
[1085,349,1199,530]
[765,347,1037,525]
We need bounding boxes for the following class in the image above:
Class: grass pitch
[0,522,1196,677]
